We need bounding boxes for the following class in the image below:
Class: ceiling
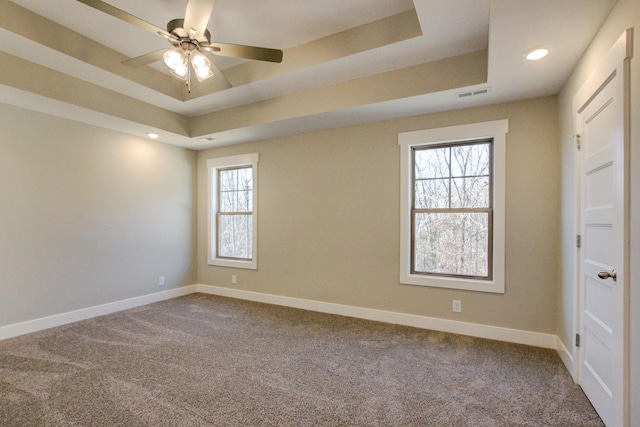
[0,0,617,150]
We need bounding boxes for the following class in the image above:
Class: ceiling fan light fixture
[191,51,213,81]
[78,0,283,94]
[190,51,208,70]
[170,61,188,80]
[163,48,186,69]
[194,65,214,81]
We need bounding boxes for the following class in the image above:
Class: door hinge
[574,134,581,150]
[576,234,581,248]
[575,333,581,347]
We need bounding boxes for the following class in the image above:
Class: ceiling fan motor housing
[167,18,211,44]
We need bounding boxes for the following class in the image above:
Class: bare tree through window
[412,139,492,279]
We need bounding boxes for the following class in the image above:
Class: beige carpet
[0,293,603,426]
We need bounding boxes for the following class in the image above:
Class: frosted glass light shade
[191,51,208,69]
[163,48,185,69]
[190,51,214,82]
[172,62,188,79]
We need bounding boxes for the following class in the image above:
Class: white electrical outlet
[232,275,237,285]
[159,276,165,286]
[453,300,462,313]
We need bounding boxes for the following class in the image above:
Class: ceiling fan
[76,0,283,92]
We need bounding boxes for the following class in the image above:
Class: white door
[574,31,631,427]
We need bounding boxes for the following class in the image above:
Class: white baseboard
[556,335,577,380]
[196,284,558,349]
[0,285,197,341]
[0,284,560,353]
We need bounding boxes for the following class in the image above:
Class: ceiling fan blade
[205,43,283,63]
[206,59,232,90]
[184,0,216,39]
[76,0,167,37]
[121,49,167,68]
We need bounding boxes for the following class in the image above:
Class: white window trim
[207,153,259,270]
[398,120,508,293]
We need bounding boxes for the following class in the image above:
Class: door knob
[597,269,617,281]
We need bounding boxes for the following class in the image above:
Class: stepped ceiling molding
[0,0,617,149]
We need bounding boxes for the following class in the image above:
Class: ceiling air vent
[457,87,491,99]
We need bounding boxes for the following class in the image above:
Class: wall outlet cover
[453,300,462,313]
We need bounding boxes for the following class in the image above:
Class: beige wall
[0,103,197,327]
[557,0,639,423]
[197,96,559,334]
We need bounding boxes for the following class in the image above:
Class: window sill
[400,273,504,294]
[209,258,257,270]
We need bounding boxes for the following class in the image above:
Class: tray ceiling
[0,0,617,149]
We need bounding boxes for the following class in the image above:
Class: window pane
[414,178,449,209]
[237,189,252,212]
[450,143,490,177]
[218,214,253,259]
[413,212,489,277]
[219,169,238,191]
[415,148,449,179]
[219,166,253,213]
[220,167,252,192]
[220,191,237,212]
[450,177,490,208]
[237,167,253,190]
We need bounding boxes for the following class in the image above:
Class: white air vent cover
[457,87,492,99]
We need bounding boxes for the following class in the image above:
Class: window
[208,153,258,269]
[218,166,253,260]
[412,140,492,279]
[399,120,508,293]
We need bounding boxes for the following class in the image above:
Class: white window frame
[399,120,508,293]
[207,153,259,270]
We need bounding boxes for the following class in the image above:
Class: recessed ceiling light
[524,48,549,61]
[147,133,159,139]
[199,137,215,142]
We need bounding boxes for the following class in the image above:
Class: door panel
[585,276,614,329]
[585,161,613,207]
